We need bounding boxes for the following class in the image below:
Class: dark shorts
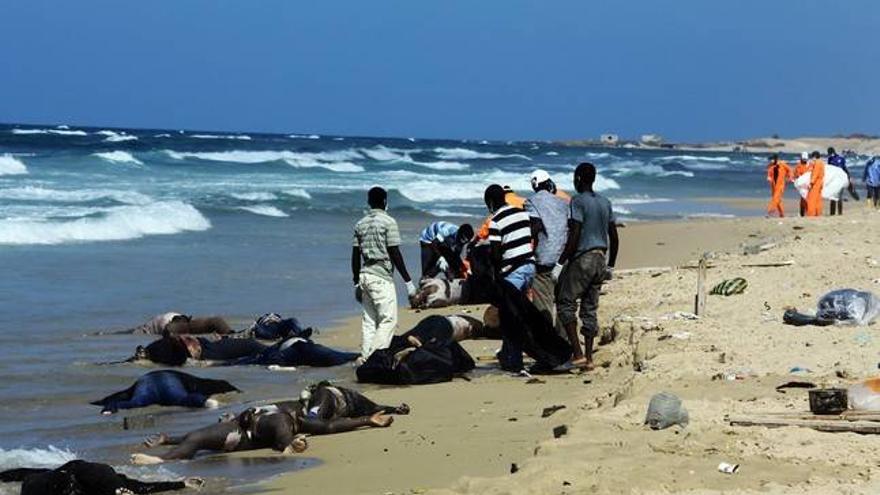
[555,252,606,336]
[868,186,880,199]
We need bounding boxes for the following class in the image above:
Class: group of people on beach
[352,161,619,371]
[2,162,621,494]
[766,147,880,217]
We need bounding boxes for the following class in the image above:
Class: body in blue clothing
[826,147,857,215]
[231,338,359,367]
[864,156,880,207]
[91,370,239,414]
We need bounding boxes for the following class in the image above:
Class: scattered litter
[848,378,880,411]
[816,289,880,326]
[552,425,568,438]
[710,278,748,296]
[542,405,566,418]
[809,388,848,415]
[266,365,297,371]
[662,311,700,321]
[510,463,519,474]
[717,462,739,474]
[671,332,692,340]
[645,392,689,430]
[775,381,816,393]
[789,366,812,374]
[714,368,754,381]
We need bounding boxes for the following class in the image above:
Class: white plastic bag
[848,378,880,411]
[644,392,689,430]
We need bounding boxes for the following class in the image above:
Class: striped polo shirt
[353,208,401,281]
[488,205,534,274]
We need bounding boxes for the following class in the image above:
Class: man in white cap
[524,170,570,336]
[793,152,810,217]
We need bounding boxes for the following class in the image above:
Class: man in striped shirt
[484,184,535,291]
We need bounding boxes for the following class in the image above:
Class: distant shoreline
[558,135,880,156]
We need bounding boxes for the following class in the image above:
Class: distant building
[640,134,664,146]
[600,134,619,145]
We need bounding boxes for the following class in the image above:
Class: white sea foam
[283,157,364,173]
[154,133,172,138]
[0,186,152,204]
[289,134,321,140]
[280,188,312,200]
[433,147,531,161]
[0,155,28,176]
[686,213,736,219]
[659,155,732,163]
[95,130,138,142]
[359,146,468,170]
[410,160,469,171]
[389,169,618,203]
[93,151,143,166]
[612,205,632,215]
[12,128,87,136]
[0,446,77,469]
[0,201,211,245]
[609,161,694,178]
[191,134,252,140]
[585,152,611,159]
[545,151,560,156]
[166,148,361,164]
[427,209,481,218]
[230,192,278,201]
[237,205,289,217]
[611,196,673,205]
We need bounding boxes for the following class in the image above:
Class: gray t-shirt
[569,191,615,255]
[524,190,569,267]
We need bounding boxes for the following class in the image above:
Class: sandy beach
[251,203,880,495]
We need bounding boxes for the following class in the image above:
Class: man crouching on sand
[552,162,619,371]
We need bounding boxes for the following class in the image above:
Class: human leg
[365,275,398,354]
[577,254,606,369]
[555,259,587,362]
[420,243,439,279]
[359,273,380,358]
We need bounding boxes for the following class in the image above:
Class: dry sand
[255,205,880,495]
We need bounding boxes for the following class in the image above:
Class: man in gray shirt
[553,162,619,371]
[524,169,569,337]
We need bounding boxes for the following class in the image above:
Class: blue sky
[2,1,878,142]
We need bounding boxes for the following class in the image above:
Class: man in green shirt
[351,187,416,361]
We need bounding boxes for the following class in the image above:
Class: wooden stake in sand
[728,416,880,434]
[694,254,708,316]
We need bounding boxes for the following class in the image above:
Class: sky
[2,0,878,142]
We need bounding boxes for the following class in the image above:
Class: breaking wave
[0,186,152,205]
[11,128,87,136]
[281,188,312,200]
[433,147,531,161]
[96,130,138,142]
[93,151,143,166]
[237,205,289,217]
[190,134,252,140]
[0,155,28,176]
[165,149,364,172]
[0,201,211,245]
[230,192,278,201]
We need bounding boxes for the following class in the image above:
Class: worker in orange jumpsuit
[805,151,825,217]
[766,154,792,217]
[793,152,809,216]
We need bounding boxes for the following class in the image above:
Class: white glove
[551,263,564,282]
[437,257,450,273]
[405,280,417,297]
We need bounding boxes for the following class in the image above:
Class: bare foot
[369,412,394,427]
[283,435,308,454]
[570,357,595,371]
[143,433,168,448]
[130,453,164,465]
[184,477,205,490]
[395,403,411,415]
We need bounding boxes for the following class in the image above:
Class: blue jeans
[101,371,207,413]
[504,263,535,292]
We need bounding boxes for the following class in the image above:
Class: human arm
[607,221,619,269]
[351,246,361,285]
[529,217,545,251]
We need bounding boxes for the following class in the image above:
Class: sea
[0,123,865,491]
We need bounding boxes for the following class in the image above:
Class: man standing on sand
[827,147,852,216]
[863,156,880,209]
[805,151,825,217]
[766,154,792,218]
[553,163,619,371]
[524,169,569,335]
[352,187,417,362]
[793,152,810,217]
[484,184,536,292]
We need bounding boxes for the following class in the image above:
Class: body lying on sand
[131,384,407,464]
